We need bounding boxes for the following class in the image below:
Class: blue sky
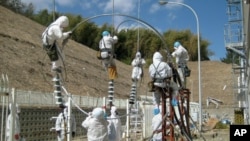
[22,0,228,61]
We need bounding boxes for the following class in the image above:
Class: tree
[23,3,34,18]
[221,50,240,64]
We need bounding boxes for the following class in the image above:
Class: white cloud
[149,3,160,14]
[101,0,136,14]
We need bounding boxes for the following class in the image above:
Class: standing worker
[149,52,173,111]
[42,15,72,73]
[171,41,190,86]
[55,102,76,141]
[107,106,122,141]
[6,104,21,141]
[149,52,180,109]
[131,51,146,82]
[82,107,109,141]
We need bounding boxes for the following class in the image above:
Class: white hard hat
[92,107,104,119]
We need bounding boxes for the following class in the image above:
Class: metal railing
[0,89,127,109]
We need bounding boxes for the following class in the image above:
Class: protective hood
[136,52,141,58]
[9,103,21,113]
[54,16,69,28]
[153,52,162,63]
[111,106,117,116]
[92,107,104,120]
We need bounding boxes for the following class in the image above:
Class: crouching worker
[82,107,109,141]
[42,15,72,73]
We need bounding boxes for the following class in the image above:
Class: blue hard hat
[174,41,181,48]
[102,31,110,36]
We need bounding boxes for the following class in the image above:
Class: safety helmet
[92,107,105,119]
[174,41,181,48]
[102,31,110,36]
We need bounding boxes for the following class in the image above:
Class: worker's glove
[113,35,118,40]
[14,134,19,140]
[72,132,75,137]
[66,31,72,37]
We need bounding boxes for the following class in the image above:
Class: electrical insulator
[53,74,64,106]
[108,80,114,105]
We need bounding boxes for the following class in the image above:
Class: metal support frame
[159,87,191,141]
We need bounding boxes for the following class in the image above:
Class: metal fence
[0,89,127,109]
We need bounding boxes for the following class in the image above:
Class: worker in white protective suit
[131,51,146,82]
[6,103,21,141]
[55,102,76,141]
[152,106,162,141]
[42,15,72,73]
[82,107,109,141]
[99,31,118,80]
[171,41,190,86]
[107,106,122,141]
[149,52,179,111]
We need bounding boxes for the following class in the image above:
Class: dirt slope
[0,6,234,105]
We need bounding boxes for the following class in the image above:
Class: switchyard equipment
[224,0,248,124]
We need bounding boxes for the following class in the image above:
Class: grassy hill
[0,6,234,105]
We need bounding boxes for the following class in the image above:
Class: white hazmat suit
[108,106,122,141]
[171,41,189,85]
[152,106,162,141]
[6,104,21,141]
[42,16,72,72]
[131,52,146,81]
[149,52,172,107]
[82,107,109,141]
[99,31,118,69]
[55,106,76,141]
[151,106,170,141]
[99,31,118,80]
